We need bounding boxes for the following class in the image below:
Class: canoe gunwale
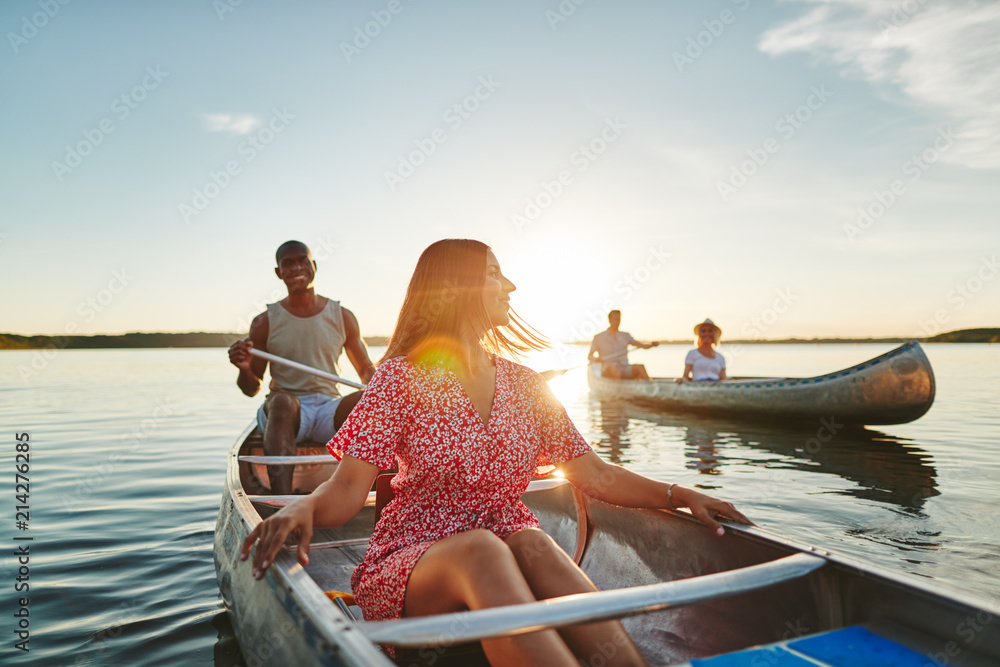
[356,553,826,647]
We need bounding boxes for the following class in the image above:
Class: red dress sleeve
[530,371,592,475]
[326,358,408,470]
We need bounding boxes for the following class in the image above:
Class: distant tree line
[0,332,392,350]
[924,328,999,343]
[0,329,994,351]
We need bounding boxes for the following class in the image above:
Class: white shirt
[685,348,725,381]
[590,330,637,367]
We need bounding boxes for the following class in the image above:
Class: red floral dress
[326,355,591,623]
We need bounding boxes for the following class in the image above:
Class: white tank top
[266,298,346,397]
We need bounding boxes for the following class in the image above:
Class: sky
[1,0,998,343]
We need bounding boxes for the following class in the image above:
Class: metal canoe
[588,340,936,425]
[214,417,1000,665]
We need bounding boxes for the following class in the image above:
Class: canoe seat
[325,590,361,623]
[325,590,355,606]
[249,491,378,509]
[242,443,336,494]
[238,454,337,465]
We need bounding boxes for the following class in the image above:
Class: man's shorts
[602,361,633,377]
[257,392,343,444]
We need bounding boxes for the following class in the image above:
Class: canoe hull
[214,424,393,667]
[215,408,1000,665]
[588,341,935,425]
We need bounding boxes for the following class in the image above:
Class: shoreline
[1,328,997,350]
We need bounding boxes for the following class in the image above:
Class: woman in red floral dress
[242,239,752,666]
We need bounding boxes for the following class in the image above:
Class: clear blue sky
[2,0,997,341]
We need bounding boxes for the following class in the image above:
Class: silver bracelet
[666,483,677,510]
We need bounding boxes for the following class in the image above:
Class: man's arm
[587,336,600,364]
[628,333,659,350]
[228,312,269,397]
[341,307,375,384]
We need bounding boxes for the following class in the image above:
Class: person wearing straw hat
[676,318,727,384]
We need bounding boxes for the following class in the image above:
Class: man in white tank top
[228,241,376,494]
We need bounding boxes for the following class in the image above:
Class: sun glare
[501,239,610,340]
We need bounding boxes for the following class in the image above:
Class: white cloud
[202,113,261,135]
[759,0,1000,169]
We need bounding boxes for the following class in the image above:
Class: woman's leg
[404,529,578,666]
[505,528,647,667]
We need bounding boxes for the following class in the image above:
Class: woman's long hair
[381,239,547,365]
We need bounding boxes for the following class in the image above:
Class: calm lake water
[2,344,998,665]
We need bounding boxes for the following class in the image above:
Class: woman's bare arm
[240,455,378,577]
[676,362,694,383]
[559,451,752,534]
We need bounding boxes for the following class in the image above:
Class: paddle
[252,345,630,388]
[249,348,368,390]
[539,343,663,381]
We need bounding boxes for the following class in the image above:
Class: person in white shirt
[677,318,727,383]
[587,310,659,379]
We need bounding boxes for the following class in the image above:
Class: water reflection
[590,398,939,511]
[213,612,244,667]
[594,400,630,463]
[682,423,726,477]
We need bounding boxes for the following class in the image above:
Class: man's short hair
[608,310,621,321]
[275,240,310,265]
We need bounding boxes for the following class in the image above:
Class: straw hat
[694,318,722,337]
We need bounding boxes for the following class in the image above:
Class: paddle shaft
[540,342,662,379]
[249,348,367,390]
[592,344,660,364]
